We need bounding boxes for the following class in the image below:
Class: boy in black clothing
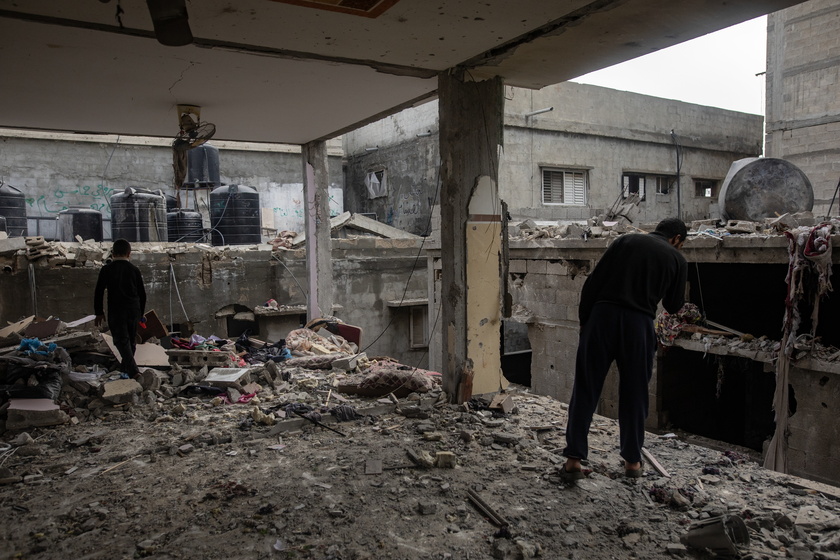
[94,238,147,378]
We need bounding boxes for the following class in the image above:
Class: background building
[766,0,840,216]
[344,82,764,233]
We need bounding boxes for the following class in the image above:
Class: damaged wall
[0,130,344,239]
[507,230,840,486]
[343,100,440,236]
[766,0,840,217]
[343,82,763,232]
[0,239,429,367]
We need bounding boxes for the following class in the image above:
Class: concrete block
[435,451,457,468]
[526,260,547,274]
[0,237,26,256]
[509,259,527,274]
[546,261,570,276]
[725,220,757,234]
[5,399,69,430]
[101,379,143,404]
[332,352,366,371]
[205,367,251,389]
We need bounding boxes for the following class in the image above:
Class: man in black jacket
[94,239,147,378]
[561,218,688,480]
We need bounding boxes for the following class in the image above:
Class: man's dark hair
[655,218,688,242]
[112,238,132,257]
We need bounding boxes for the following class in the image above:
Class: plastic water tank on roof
[210,184,261,246]
[110,187,168,242]
[57,207,103,242]
[0,183,28,237]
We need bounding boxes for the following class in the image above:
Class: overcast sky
[572,16,767,115]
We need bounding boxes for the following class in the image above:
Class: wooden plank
[641,447,671,478]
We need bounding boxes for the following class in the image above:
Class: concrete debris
[0,371,838,559]
[100,378,142,404]
[5,398,69,430]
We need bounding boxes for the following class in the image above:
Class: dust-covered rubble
[1,367,839,559]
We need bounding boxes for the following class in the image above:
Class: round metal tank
[719,158,814,222]
[57,207,103,242]
[0,183,28,237]
[110,187,168,242]
[210,184,261,246]
[167,210,204,242]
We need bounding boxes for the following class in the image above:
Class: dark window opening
[689,263,840,347]
[622,174,645,201]
[695,179,719,198]
[660,350,776,451]
[225,304,259,338]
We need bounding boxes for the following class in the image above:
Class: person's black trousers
[563,302,657,464]
[108,307,141,377]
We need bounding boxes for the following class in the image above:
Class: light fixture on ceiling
[524,107,554,117]
[365,146,379,152]
[146,0,193,46]
[416,131,433,138]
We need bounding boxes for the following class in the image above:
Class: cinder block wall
[766,0,840,216]
[0,240,428,367]
[787,364,840,486]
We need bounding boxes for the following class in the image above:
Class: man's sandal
[625,463,644,478]
[559,466,586,482]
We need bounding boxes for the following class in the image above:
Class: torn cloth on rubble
[338,362,440,398]
[330,404,361,422]
[654,303,703,346]
[19,338,58,356]
[765,223,834,475]
[221,392,257,405]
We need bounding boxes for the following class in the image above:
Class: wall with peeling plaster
[506,237,840,486]
[0,132,343,240]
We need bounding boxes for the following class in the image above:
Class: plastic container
[110,187,168,242]
[167,210,204,242]
[0,183,28,237]
[210,184,261,246]
[57,207,103,242]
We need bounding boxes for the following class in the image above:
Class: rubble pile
[511,212,840,242]
[1,372,839,559]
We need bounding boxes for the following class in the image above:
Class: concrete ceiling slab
[0,0,807,144]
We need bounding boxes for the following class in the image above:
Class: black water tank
[0,184,28,237]
[719,158,814,222]
[57,207,103,242]
[187,144,221,187]
[210,184,261,246]
[165,194,179,213]
[110,187,168,242]
[167,210,204,242]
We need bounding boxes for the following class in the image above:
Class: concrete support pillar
[439,70,506,402]
[302,140,333,320]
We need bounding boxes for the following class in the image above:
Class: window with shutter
[541,168,587,205]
